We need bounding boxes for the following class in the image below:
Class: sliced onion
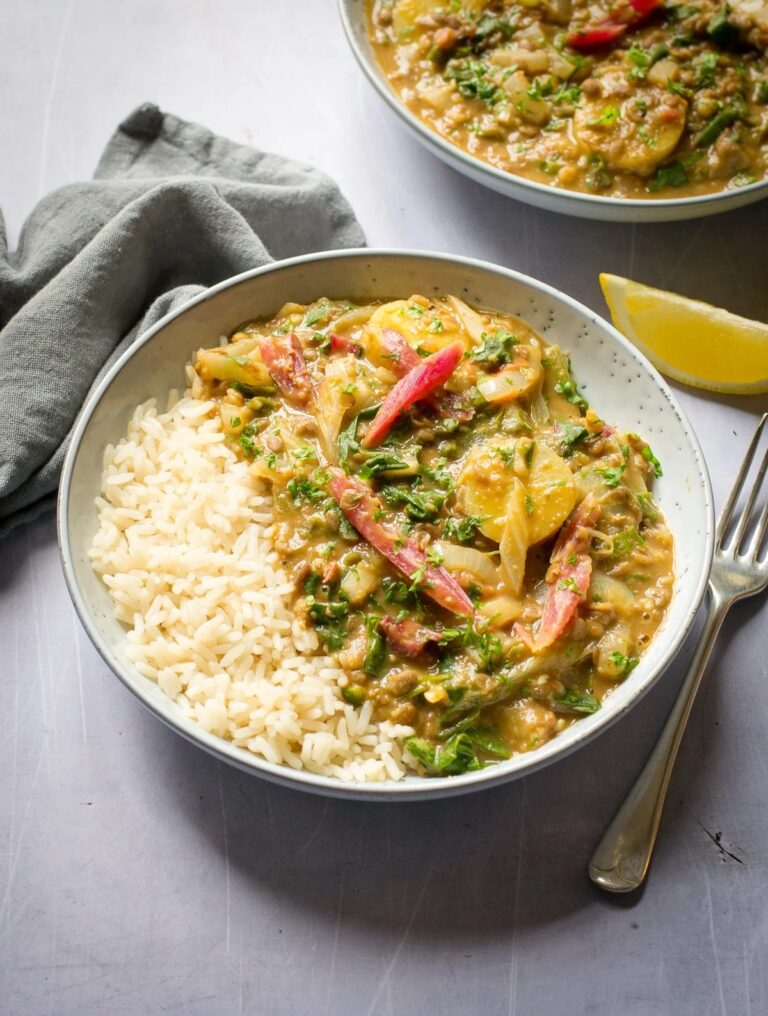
[595,621,632,680]
[530,386,551,426]
[316,357,357,462]
[446,295,488,345]
[340,556,382,605]
[478,595,523,626]
[331,304,378,332]
[434,541,501,590]
[478,366,538,404]
[590,572,635,613]
[499,477,528,595]
[219,402,247,434]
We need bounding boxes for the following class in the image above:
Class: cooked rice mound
[89,392,415,782]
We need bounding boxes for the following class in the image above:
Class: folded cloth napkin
[0,103,365,537]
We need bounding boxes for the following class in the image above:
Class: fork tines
[716,413,768,560]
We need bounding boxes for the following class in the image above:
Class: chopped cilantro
[585,151,611,191]
[558,420,589,456]
[382,577,420,606]
[285,474,328,507]
[641,444,663,477]
[382,484,446,521]
[303,301,331,328]
[292,445,316,462]
[612,527,646,558]
[554,688,601,714]
[470,329,519,367]
[695,51,718,88]
[588,105,620,126]
[445,58,503,105]
[609,652,640,677]
[497,446,516,469]
[238,420,260,458]
[553,84,581,104]
[554,377,589,414]
[597,464,626,489]
[405,733,483,776]
[426,545,445,567]
[443,514,489,543]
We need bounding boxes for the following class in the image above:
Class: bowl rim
[337,0,768,215]
[58,247,715,801]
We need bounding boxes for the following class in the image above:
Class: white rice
[89,391,416,782]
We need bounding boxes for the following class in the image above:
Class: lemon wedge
[599,273,768,395]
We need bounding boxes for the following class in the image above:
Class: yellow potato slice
[457,437,577,545]
[573,75,687,175]
[365,297,469,363]
[392,0,484,34]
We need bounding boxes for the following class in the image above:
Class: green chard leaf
[363,618,387,677]
[554,688,601,714]
[558,420,589,456]
[405,732,483,776]
[382,484,446,521]
[359,452,411,480]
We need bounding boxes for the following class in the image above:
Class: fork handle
[588,586,729,893]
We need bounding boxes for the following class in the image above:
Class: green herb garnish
[382,484,446,521]
[554,688,601,714]
[443,514,489,543]
[612,527,646,558]
[641,444,663,477]
[471,328,519,367]
[554,377,588,414]
[597,464,626,489]
[558,420,589,456]
[363,618,387,677]
[649,161,688,191]
[609,652,640,677]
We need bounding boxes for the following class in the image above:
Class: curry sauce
[369,0,768,198]
[194,294,673,775]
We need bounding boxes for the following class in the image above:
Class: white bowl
[338,0,768,223]
[58,250,714,800]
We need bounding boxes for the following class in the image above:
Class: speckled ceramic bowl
[58,250,714,800]
[338,0,768,223]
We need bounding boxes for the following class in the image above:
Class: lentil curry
[369,0,768,197]
[195,294,673,776]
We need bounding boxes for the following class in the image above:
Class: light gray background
[1,3,767,1015]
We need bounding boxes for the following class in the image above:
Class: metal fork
[589,413,768,893]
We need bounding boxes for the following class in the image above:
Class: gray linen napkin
[0,103,365,537]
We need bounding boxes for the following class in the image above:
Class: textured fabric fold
[0,103,365,536]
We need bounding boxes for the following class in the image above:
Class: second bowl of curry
[340,0,768,221]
